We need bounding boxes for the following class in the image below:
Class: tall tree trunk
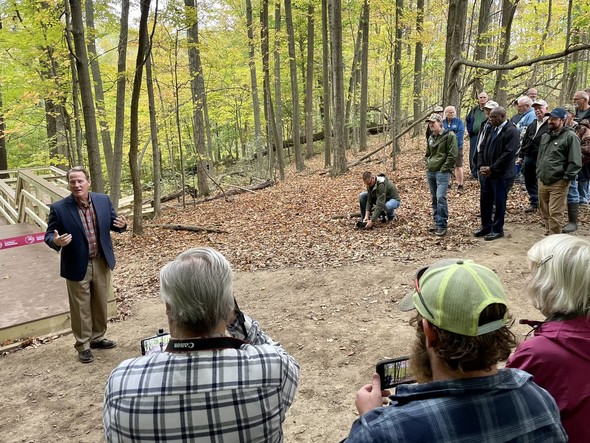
[274,0,285,179]
[472,0,492,97]
[68,0,104,192]
[305,3,315,158]
[173,31,186,207]
[85,0,114,187]
[330,0,347,175]
[285,0,304,171]
[359,0,369,152]
[391,0,403,164]
[560,0,577,104]
[145,53,161,218]
[185,0,210,196]
[64,0,83,166]
[129,0,151,234]
[412,0,424,137]
[321,0,331,167]
[493,0,519,106]
[442,0,468,107]
[245,0,264,170]
[111,0,129,209]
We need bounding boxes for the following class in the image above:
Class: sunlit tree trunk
[321,0,331,168]
[145,52,161,218]
[185,0,210,196]
[442,0,468,107]
[274,0,285,179]
[305,3,315,158]
[493,0,519,105]
[330,0,347,175]
[68,0,104,192]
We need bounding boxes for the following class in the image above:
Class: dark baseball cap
[548,108,567,119]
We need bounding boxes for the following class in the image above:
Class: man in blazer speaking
[45,166,127,363]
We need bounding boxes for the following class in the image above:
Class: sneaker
[524,204,538,213]
[90,338,117,349]
[457,185,464,193]
[78,349,94,363]
[428,225,437,233]
[434,227,447,236]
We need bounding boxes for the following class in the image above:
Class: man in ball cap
[343,259,566,443]
[536,107,581,234]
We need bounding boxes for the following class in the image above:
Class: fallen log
[191,179,274,204]
[159,223,228,234]
[331,213,362,219]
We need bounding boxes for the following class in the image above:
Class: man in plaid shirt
[103,248,300,442]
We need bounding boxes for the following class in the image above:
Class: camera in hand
[376,356,415,389]
[140,328,171,355]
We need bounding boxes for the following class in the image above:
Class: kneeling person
[344,259,566,442]
[359,171,400,229]
[103,248,300,442]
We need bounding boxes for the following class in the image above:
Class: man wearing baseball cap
[344,259,566,442]
[536,107,581,234]
[517,99,550,213]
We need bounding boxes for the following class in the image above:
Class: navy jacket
[477,121,520,179]
[45,193,126,281]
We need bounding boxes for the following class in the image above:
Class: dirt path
[0,224,549,442]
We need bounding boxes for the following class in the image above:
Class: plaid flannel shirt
[345,369,566,443]
[103,314,300,442]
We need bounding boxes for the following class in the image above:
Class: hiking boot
[434,227,447,236]
[562,203,579,233]
[78,349,94,363]
[524,204,538,213]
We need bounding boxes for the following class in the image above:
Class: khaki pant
[66,257,112,352]
[538,179,569,234]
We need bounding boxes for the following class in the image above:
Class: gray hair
[67,166,90,181]
[518,96,533,107]
[527,234,590,317]
[160,247,234,333]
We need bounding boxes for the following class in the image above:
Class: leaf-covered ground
[114,133,553,311]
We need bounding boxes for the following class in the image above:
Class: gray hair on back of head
[527,234,590,317]
[160,247,234,333]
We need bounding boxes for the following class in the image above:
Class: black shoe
[524,204,538,213]
[434,227,447,236]
[474,228,491,237]
[457,185,464,193]
[78,349,94,363]
[484,232,504,241]
[90,338,117,349]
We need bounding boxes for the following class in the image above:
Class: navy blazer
[45,193,126,281]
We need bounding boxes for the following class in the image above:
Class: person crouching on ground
[424,113,457,236]
[506,234,590,442]
[359,171,401,229]
[343,259,566,443]
[103,247,300,442]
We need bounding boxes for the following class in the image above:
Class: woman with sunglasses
[506,234,590,443]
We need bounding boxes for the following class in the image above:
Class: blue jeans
[578,179,589,204]
[480,175,510,234]
[359,192,400,220]
[523,155,538,206]
[567,176,580,204]
[469,136,478,178]
[426,171,451,229]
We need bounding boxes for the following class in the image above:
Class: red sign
[0,233,45,250]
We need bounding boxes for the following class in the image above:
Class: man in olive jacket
[425,113,458,236]
[359,172,400,229]
[537,107,582,234]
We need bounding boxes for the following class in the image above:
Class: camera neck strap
[165,336,245,353]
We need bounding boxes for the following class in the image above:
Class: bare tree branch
[453,43,590,72]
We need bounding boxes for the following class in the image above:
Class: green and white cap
[399,259,508,336]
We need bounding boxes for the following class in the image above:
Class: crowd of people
[359,87,590,239]
[43,166,589,442]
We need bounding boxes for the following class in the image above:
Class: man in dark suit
[475,107,520,241]
[45,167,127,363]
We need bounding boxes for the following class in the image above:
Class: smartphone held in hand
[376,356,415,389]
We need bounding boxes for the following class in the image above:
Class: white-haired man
[104,248,300,442]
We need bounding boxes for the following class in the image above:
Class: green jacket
[536,126,582,185]
[366,174,400,222]
[425,130,458,173]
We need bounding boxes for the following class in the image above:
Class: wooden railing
[0,168,152,228]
